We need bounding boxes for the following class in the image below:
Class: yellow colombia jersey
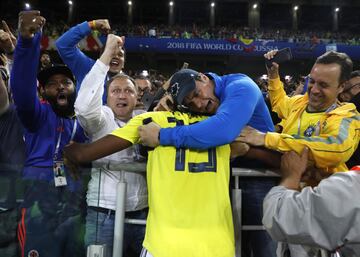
[111,111,235,257]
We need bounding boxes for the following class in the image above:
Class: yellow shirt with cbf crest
[111,111,235,257]
[267,77,360,173]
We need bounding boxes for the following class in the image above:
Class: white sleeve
[74,59,109,135]
[262,172,360,251]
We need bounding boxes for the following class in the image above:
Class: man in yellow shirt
[239,50,360,257]
[240,50,360,176]
[64,111,247,257]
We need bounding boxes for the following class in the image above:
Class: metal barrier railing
[88,163,280,257]
[231,167,280,257]
[91,162,147,257]
[0,162,329,257]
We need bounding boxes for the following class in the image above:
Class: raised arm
[264,50,302,119]
[10,11,46,130]
[75,34,124,134]
[0,20,17,62]
[55,19,110,89]
[0,67,9,115]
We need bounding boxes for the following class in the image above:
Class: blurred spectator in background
[0,54,26,257]
[0,20,16,56]
[39,50,52,71]
[134,73,152,110]
[0,20,16,74]
[282,75,296,95]
[11,11,88,257]
[339,70,360,105]
[339,70,360,171]
[148,27,156,38]
[289,75,308,96]
[255,74,282,132]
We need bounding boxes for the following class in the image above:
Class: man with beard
[56,19,124,103]
[11,11,88,257]
[38,50,52,71]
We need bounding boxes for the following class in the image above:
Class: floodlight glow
[25,3,30,9]
[169,1,174,6]
[211,2,215,7]
[285,75,292,81]
[253,4,257,9]
[141,70,149,77]
[128,1,132,6]
[260,74,268,80]
[68,0,73,5]
[335,7,340,12]
[294,6,298,11]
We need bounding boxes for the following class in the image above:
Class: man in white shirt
[263,148,360,257]
[75,34,147,257]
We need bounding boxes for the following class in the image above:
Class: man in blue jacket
[139,68,277,257]
[11,11,88,257]
[56,19,124,103]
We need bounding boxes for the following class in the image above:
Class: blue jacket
[160,72,274,149]
[55,22,109,102]
[11,32,87,182]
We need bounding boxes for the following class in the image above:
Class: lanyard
[297,103,337,136]
[53,118,78,161]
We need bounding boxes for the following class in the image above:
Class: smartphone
[265,47,293,68]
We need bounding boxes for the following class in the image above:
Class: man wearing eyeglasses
[134,74,153,110]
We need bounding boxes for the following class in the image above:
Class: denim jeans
[85,207,147,257]
[239,178,277,257]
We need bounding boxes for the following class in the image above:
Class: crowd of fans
[0,11,360,257]
[114,24,360,45]
[4,18,359,45]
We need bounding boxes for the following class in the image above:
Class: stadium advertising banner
[40,35,360,60]
[124,37,360,60]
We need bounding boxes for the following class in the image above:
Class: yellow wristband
[89,20,96,30]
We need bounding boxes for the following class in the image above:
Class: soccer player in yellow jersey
[64,110,248,257]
